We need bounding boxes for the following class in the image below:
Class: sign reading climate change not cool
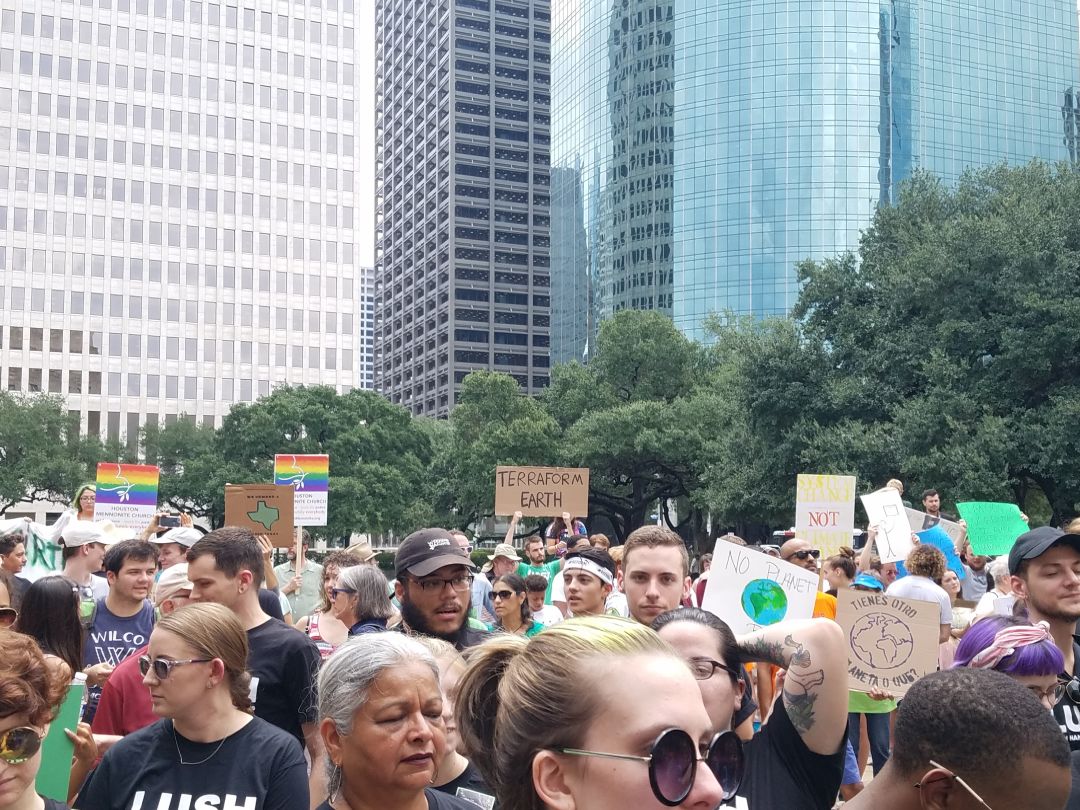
[701,540,820,634]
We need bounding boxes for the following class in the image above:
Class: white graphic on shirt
[129,793,257,810]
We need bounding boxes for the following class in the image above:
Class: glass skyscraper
[551,0,1079,358]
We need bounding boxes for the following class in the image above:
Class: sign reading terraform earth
[701,539,819,634]
[494,466,590,517]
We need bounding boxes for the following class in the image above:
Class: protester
[295,549,364,660]
[58,522,116,618]
[524,575,563,628]
[147,526,200,573]
[843,668,1070,810]
[918,488,952,527]
[71,485,97,522]
[1008,526,1080,751]
[956,537,990,602]
[973,555,1013,617]
[332,564,394,636]
[12,576,85,682]
[391,528,489,650]
[886,545,952,643]
[186,526,324,796]
[456,616,735,809]
[691,551,712,607]
[316,633,475,810]
[619,526,690,626]
[82,540,158,724]
[545,511,586,541]
[415,637,497,806]
[589,533,611,550]
[450,530,495,625]
[91,564,194,739]
[0,632,86,810]
[951,616,1065,709]
[823,548,856,595]
[562,548,617,617]
[491,573,541,637]
[516,531,563,605]
[0,534,28,609]
[74,603,309,809]
[780,538,836,618]
[274,531,325,621]
[653,609,847,808]
[487,544,521,582]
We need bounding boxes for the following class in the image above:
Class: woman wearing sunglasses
[456,615,740,809]
[294,550,366,660]
[330,565,395,637]
[653,608,848,810]
[491,573,542,637]
[74,603,308,810]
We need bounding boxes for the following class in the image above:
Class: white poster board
[701,540,819,635]
[861,488,913,563]
[795,474,857,558]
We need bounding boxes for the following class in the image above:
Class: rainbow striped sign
[94,463,160,529]
[274,454,329,526]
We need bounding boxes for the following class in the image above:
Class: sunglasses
[1062,676,1080,704]
[138,656,213,680]
[330,587,357,599]
[492,589,519,600]
[0,726,43,764]
[558,728,743,804]
[784,549,821,561]
[0,607,17,627]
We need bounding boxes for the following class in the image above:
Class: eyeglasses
[1027,681,1069,706]
[783,549,821,561]
[915,760,993,809]
[492,589,518,600]
[408,574,474,593]
[557,728,743,805]
[330,587,357,599]
[0,726,43,764]
[138,656,213,680]
[687,657,740,682]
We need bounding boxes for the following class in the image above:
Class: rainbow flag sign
[93,463,160,529]
[274,454,329,526]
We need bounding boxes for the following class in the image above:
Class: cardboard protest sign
[795,474,856,558]
[837,590,940,696]
[905,508,966,546]
[93,463,160,530]
[495,466,589,517]
[956,501,1029,556]
[860,488,913,563]
[701,540,819,634]
[224,484,295,547]
[274,454,329,526]
[35,679,84,800]
[913,524,965,578]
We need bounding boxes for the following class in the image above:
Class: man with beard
[1010,526,1080,751]
[393,528,490,650]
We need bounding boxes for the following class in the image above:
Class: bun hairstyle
[838,546,856,559]
[825,548,857,580]
[456,616,677,810]
[155,603,253,712]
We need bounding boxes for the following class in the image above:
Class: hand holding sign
[861,488,913,563]
[956,502,1030,556]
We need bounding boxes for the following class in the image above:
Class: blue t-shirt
[82,598,156,723]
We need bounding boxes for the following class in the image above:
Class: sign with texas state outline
[224,484,295,547]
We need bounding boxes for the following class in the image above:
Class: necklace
[171,721,229,766]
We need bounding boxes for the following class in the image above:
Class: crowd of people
[0,485,1078,809]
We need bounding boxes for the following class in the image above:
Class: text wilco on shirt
[90,629,148,645]
[129,793,257,810]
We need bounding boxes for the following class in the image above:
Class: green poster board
[34,680,83,801]
[956,502,1029,556]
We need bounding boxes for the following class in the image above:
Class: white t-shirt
[605,591,629,617]
[887,574,953,624]
[531,604,564,627]
[550,570,566,604]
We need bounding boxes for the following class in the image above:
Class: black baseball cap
[1008,526,1080,575]
[395,528,476,578]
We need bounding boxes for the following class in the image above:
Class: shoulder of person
[100,718,171,760]
[243,716,307,758]
[425,788,481,809]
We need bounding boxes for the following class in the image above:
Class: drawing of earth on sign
[740,579,788,626]
[850,613,914,670]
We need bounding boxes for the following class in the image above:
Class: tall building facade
[551,0,1079,356]
[358,264,375,389]
[374,0,552,417]
[0,0,364,445]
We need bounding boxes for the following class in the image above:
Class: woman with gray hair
[316,634,475,810]
[974,556,1014,618]
[329,564,395,637]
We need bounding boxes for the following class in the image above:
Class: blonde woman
[74,604,308,809]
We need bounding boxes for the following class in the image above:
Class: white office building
[0,0,364,447]
[358,263,374,389]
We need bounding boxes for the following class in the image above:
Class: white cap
[61,521,121,547]
[155,563,194,606]
[152,527,202,549]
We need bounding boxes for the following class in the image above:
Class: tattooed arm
[736,619,848,755]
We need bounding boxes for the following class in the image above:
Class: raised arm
[737,618,848,755]
[858,526,877,573]
[504,510,522,546]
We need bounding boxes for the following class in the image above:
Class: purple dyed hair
[952,615,1064,676]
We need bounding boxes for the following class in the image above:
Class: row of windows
[455,288,549,306]
[453,328,549,346]
[452,349,549,366]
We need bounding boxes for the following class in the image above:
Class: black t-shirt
[315,789,476,810]
[75,717,308,810]
[247,617,321,746]
[730,693,845,809]
[42,798,69,810]
[434,762,497,809]
[1054,638,1080,751]
[258,588,285,620]
[732,666,758,729]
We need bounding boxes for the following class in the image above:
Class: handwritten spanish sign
[861,488,913,564]
[224,484,295,547]
[956,501,1029,556]
[93,463,160,530]
[495,466,590,517]
[274,454,329,526]
[795,474,856,558]
[837,589,940,696]
[701,539,819,634]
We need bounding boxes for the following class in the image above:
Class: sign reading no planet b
[93,463,160,530]
[795,474,857,558]
[494,466,590,517]
[837,589,940,696]
[701,540,819,635]
[274,454,329,526]
[224,484,295,547]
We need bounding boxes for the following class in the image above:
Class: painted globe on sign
[740,579,789,626]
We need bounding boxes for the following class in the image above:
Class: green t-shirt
[518,560,562,604]
[847,690,898,714]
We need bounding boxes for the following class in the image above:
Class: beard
[400,594,470,645]
[1027,590,1080,624]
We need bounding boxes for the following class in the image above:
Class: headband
[967,621,1053,670]
[563,556,614,586]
